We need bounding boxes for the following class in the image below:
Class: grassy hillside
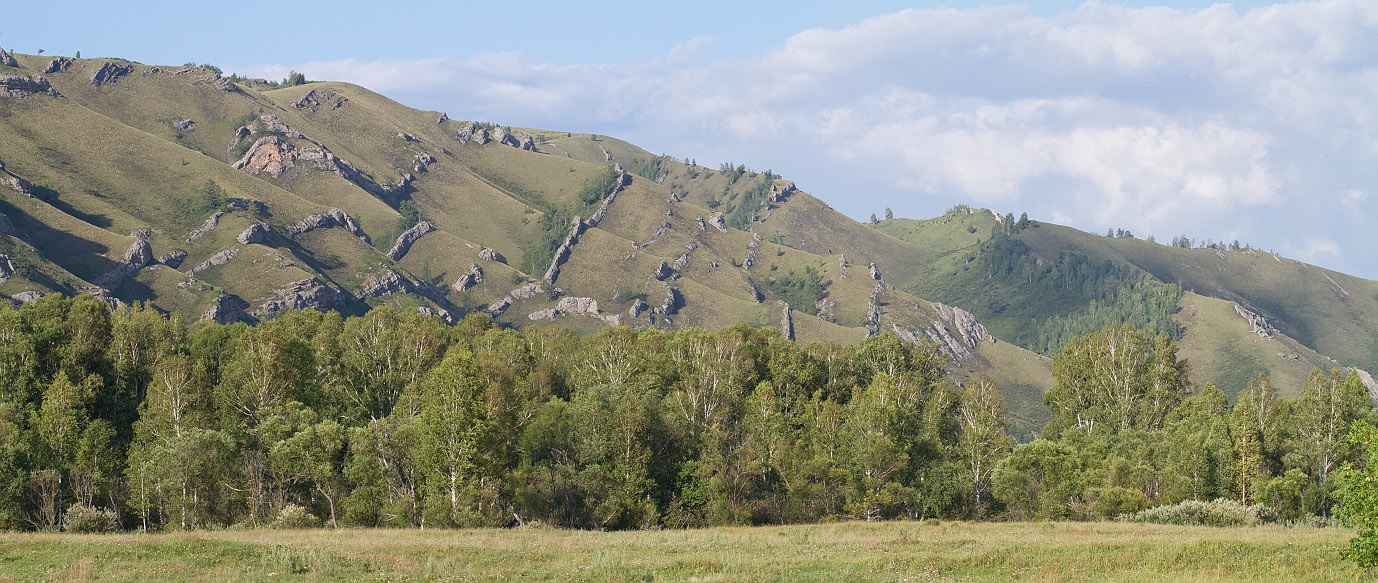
[0,522,1355,582]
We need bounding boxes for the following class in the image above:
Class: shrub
[1121,498,1277,527]
[62,503,119,533]
[271,504,320,529]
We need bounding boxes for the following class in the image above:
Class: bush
[62,503,119,533]
[1121,498,1277,527]
[271,504,320,529]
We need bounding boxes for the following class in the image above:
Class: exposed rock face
[129,228,152,239]
[516,132,535,151]
[838,255,849,278]
[815,297,838,323]
[411,151,436,173]
[780,302,794,340]
[471,126,490,145]
[478,247,506,263]
[768,180,796,203]
[652,287,681,316]
[357,270,412,299]
[486,297,511,317]
[258,115,303,138]
[173,118,195,132]
[708,213,728,233]
[598,144,612,163]
[12,290,46,305]
[435,112,448,124]
[254,278,341,318]
[509,282,544,301]
[43,57,73,74]
[456,121,476,144]
[236,222,271,245]
[528,308,559,320]
[2,169,33,196]
[294,87,347,112]
[923,301,993,362]
[159,250,187,269]
[629,298,648,319]
[544,217,584,285]
[585,168,628,227]
[185,211,224,243]
[1355,368,1378,404]
[652,260,672,281]
[869,262,883,282]
[286,208,370,243]
[492,126,512,146]
[89,61,133,87]
[0,254,13,283]
[0,48,17,67]
[697,217,706,231]
[0,74,52,98]
[186,247,239,276]
[93,240,154,290]
[742,249,756,271]
[202,293,253,325]
[141,66,160,76]
[386,221,435,261]
[395,132,419,143]
[865,284,883,337]
[1234,304,1274,339]
[452,264,483,292]
[233,136,296,177]
[672,252,690,272]
[557,296,598,314]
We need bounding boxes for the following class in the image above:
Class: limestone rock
[258,115,303,138]
[202,293,253,325]
[294,88,346,112]
[478,247,506,263]
[89,61,133,87]
[173,118,195,132]
[357,271,412,299]
[493,126,512,146]
[412,151,435,172]
[185,211,224,243]
[709,213,727,233]
[43,57,73,74]
[186,247,239,276]
[652,287,681,316]
[233,136,296,177]
[254,278,341,318]
[129,228,152,239]
[742,250,756,271]
[516,132,535,151]
[0,48,17,68]
[815,298,838,323]
[528,308,558,320]
[159,250,187,269]
[11,290,46,305]
[236,222,271,245]
[869,262,882,282]
[386,221,435,261]
[286,208,369,243]
[0,74,51,98]
[452,264,483,292]
[435,112,449,124]
[141,66,160,76]
[510,282,544,301]
[925,301,992,362]
[780,302,794,341]
[1354,368,1378,404]
[123,239,153,267]
[395,132,419,143]
[0,254,13,283]
[630,298,648,319]
[487,297,511,318]
[652,261,672,281]
[93,240,154,290]
[1234,304,1274,339]
[557,296,598,314]
[838,255,849,278]
[471,126,490,145]
[672,253,690,271]
[865,284,883,337]
[456,121,476,144]
[768,180,796,203]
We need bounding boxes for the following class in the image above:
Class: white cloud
[226,1,1378,278]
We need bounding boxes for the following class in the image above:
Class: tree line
[0,295,1370,532]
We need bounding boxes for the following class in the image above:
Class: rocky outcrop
[2,167,34,196]
[865,284,883,337]
[186,247,239,276]
[0,254,13,283]
[456,121,476,144]
[815,298,838,323]
[254,278,341,318]
[395,132,419,143]
[294,87,347,112]
[1354,369,1378,404]
[516,132,535,151]
[544,217,585,285]
[708,213,728,233]
[768,180,796,203]
[1234,304,1274,339]
[585,167,628,227]
[43,57,73,74]
[12,290,47,305]
[557,296,598,314]
[923,302,993,362]
[435,112,448,124]
[93,240,154,290]
[697,217,706,231]
[672,252,690,272]
[471,126,490,145]
[173,118,195,132]
[412,151,435,172]
[185,211,224,243]
[838,255,849,278]
[493,126,512,146]
[386,221,435,261]
[202,293,253,325]
[233,136,296,177]
[652,286,681,316]
[869,262,883,282]
[129,228,152,239]
[0,74,54,98]
[357,270,412,299]
[527,308,559,321]
[159,250,187,269]
[141,66,160,76]
[452,264,483,292]
[510,282,544,301]
[0,48,17,68]
[286,208,370,243]
[486,297,512,318]
[598,144,612,163]
[236,222,271,245]
[652,260,672,281]
[258,115,304,138]
[780,302,794,340]
[630,298,648,319]
[89,61,133,87]
[478,247,506,264]
[742,249,756,271]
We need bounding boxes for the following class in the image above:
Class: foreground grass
[0,521,1363,582]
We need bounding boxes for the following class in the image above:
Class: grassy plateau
[0,521,1359,582]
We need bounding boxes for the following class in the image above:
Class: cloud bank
[229,1,1378,278]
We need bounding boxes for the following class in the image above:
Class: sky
[4,1,1375,279]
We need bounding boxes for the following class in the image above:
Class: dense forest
[0,295,1370,532]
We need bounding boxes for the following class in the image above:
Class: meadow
[0,521,1360,582]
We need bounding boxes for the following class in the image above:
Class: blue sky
[4,1,1375,278]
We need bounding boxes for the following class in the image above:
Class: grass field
[0,521,1359,582]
